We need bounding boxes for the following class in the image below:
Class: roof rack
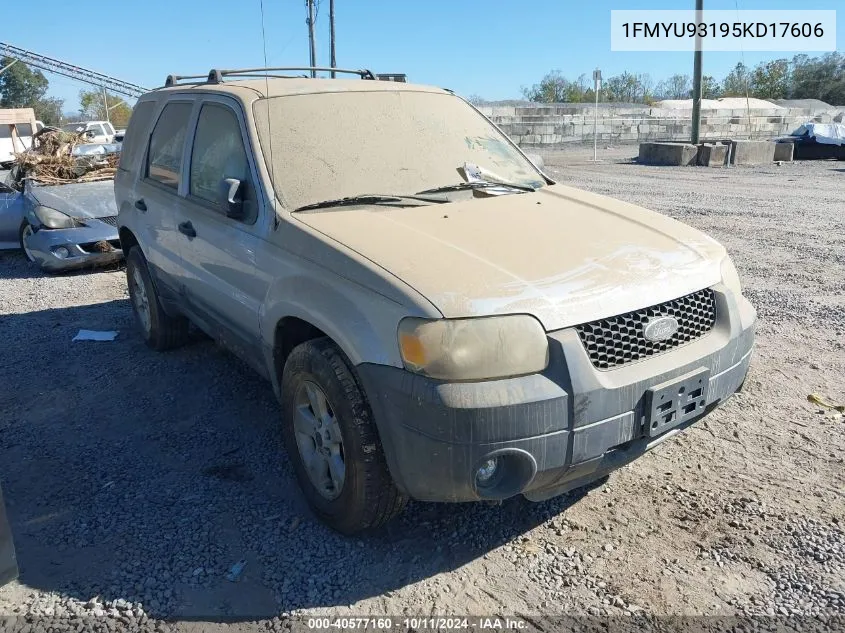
[164,67,377,87]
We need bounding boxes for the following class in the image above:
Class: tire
[125,246,189,351]
[18,221,36,263]
[281,338,407,534]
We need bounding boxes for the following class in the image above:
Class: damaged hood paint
[294,184,727,330]
[27,180,117,220]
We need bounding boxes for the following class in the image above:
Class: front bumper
[25,221,123,272]
[357,285,756,503]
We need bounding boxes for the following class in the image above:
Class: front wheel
[281,338,407,534]
[18,221,36,263]
[125,246,189,351]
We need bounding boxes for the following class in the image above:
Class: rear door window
[146,102,192,190]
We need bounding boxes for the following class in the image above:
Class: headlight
[398,315,549,381]
[720,256,742,295]
[33,205,82,229]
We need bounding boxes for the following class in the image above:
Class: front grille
[97,215,118,227]
[575,288,717,370]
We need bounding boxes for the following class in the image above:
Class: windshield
[254,90,544,210]
[61,123,88,134]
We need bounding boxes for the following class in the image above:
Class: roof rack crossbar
[165,74,211,87]
[208,67,377,82]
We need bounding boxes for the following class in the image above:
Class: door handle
[178,221,196,238]
[134,199,147,211]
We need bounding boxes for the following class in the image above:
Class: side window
[146,102,192,189]
[189,104,255,221]
[104,122,115,135]
[118,101,156,172]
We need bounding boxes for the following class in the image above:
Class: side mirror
[221,178,245,219]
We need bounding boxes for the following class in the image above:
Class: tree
[604,72,648,103]
[522,70,584,103]
[722,62,751,97]
[701,75,721,99]
[655,74,692,100]
[79,89,133,128]
[0,57,49,108]
[466,94,487,106]
[34,97,64,126]
[791,52,845,105]
[750,59,790,100]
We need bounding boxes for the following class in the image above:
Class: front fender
[260,273,428,393]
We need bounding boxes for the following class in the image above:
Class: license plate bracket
[645,368,710,438]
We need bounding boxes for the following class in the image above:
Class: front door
[0,483,18,588]
[175,98,269,374]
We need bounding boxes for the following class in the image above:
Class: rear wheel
[126,246,189,350]
[281,338,407,534]
[18,221,36,263]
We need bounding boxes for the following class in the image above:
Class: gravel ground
[0,147,843,631]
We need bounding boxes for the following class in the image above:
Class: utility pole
[590,68,602,162]
[102,86,110,124]
[306,0,317,78]
[691,0,703,144]
[0,58,17,75]
[329,0,336,78]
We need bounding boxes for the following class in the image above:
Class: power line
[0,42,148,98]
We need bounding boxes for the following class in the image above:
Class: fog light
[475,458,499,485]
[53,246,70,259]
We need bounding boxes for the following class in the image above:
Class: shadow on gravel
[0,300,588,622]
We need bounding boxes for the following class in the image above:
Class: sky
[5,0,843,112]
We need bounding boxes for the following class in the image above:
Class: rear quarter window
[118,100,156,173]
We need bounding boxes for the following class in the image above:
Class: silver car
[1,166,122,272]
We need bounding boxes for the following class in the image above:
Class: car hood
[294,184,727,331]
[28,180,117,220]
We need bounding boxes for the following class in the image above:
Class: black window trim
[182,97,262,227]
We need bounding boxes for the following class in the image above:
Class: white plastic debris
[72,330,118,342]
[226,559,246,582]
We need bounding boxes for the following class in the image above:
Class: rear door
[131,100,196,301]
[0,483,18,588]
[176,97,269,374]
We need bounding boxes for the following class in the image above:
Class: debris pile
[14,128,118,185]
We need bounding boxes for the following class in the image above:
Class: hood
[28,180,116,220]
[294,184,727,331]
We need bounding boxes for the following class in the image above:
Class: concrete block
[638,142,698,166]
[773,142,795,162]
[730,140,776,165]
[697,144,728,167]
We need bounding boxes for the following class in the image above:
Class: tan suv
[115,67,756,533]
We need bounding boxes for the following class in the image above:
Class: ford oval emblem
[643,316,679,342]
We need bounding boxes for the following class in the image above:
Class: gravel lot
[0,148,843,631]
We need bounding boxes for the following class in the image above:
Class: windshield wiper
[294,194,446,212]
[416,180,536,196]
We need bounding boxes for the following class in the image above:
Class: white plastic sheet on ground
[72,330,118,342]
[791,122,845,146]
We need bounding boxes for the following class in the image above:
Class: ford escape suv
[115,67,756,534]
